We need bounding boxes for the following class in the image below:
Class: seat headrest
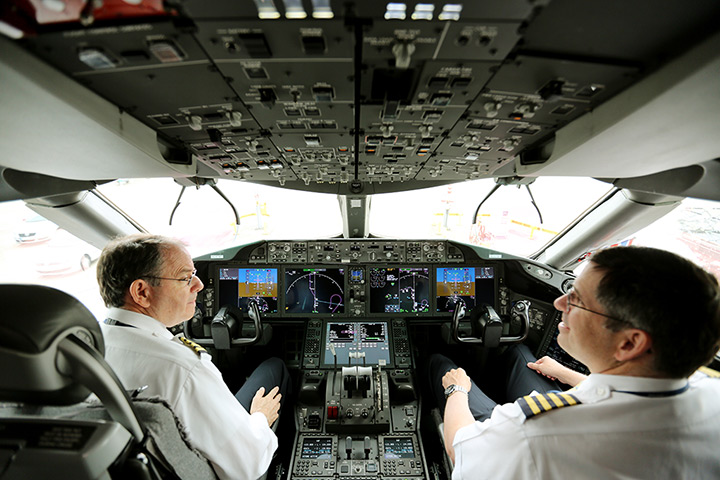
[0,284,104,404]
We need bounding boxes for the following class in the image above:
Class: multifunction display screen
[383,437,415,459]
[217,267,279,314]
[322,322,391,366]
[369,267,430,314]
[285,268,345,314]
[300,437,333,459]
[436,267,495,313]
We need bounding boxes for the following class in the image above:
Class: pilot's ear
[614,328,653,363]
[127,279,153,308]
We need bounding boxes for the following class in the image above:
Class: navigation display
[322,321,391,366]
[217,267,279,314]
[369,267,430,314]
[285,268,345,314]
[436,267,495,313]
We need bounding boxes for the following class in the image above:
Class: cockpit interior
[1,0,719,478]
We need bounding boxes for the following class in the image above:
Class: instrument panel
[210,262,501,319]
[195,239,573,366]
[198,239,570,323]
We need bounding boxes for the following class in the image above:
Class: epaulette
[517,392,581,419]
[179,335,207,357]
[697,366,720,378]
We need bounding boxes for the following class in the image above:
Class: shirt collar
[584,373,689,394]
[106,307,174,340]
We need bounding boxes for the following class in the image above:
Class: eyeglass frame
[564,287,626,323]
[142,268,197,287]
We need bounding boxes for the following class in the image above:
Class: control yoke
[210,301,262,349]
[451,299,529,346]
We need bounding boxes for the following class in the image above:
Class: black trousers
[428,344,561,421]
[234,357,292,413]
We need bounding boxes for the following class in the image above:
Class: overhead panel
[6,0,720,192]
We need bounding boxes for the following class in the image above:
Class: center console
[291,318,425,479]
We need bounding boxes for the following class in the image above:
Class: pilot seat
[0,284,216,479]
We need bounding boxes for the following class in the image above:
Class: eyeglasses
[143,268,197,287]
[565,287,623,322]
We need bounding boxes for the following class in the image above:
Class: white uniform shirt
[452,373,720,479]
[101,308,277,480]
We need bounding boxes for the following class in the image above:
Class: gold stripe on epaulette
[697,366,720,378]
[179,336,207,357]
[517,392,581,419]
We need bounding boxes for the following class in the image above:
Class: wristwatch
[444,384,469,399]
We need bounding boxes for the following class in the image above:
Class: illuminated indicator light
[253,0,281,18]
[385,3,407,20]
[412,3,434,20]
[311,0,334,18]
[78,48,118,69]
[284,147,295,152]
[438,3,462,21]
[283,0,307,18]
[148,41,185,63]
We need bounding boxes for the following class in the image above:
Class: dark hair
[591,246,720,378]
[96,234,183,308]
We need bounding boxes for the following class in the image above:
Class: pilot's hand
[527,356,563,381]
[250,386,282,427]
[527,356,587,387]
[441,367,472,392]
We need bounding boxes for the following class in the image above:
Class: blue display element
[436,266,495,313]
[218,267,279,313]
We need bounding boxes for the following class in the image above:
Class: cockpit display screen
[383,437,415,459]
[217,267,279,314]
[285,268,345,314]
[322,322,391,366]
[369,267,430,314]
[436,267,495,313]
[300,437,333,459]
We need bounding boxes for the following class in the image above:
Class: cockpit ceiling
[2,0,720,194]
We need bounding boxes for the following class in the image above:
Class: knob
[346,409,354,419]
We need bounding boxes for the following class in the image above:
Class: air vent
[301,34,326,54]
[238,32,272,58]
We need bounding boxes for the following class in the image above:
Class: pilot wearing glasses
[430,246,720,479]
[97,233,290,480]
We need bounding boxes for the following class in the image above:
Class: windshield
[370,177,613,257]
[96,178,344,256]
[1,178,718,320]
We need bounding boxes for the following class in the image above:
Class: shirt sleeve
[452,403,536,480]
[172,358,278,480]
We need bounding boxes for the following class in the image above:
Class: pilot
[431,246,720,478]
[96,233,290,480]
